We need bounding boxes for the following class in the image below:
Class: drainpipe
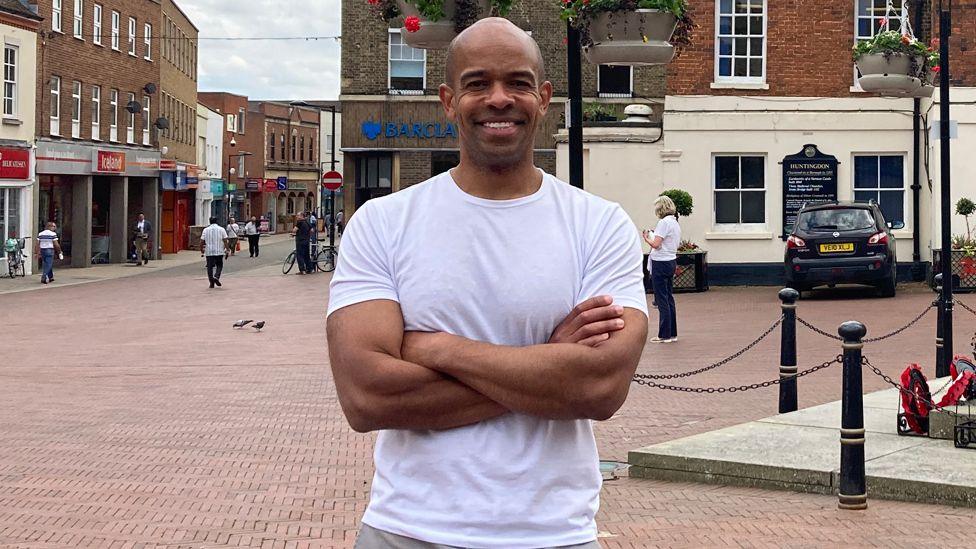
[911,97,923,281]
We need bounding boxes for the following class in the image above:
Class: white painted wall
[319,109,342,215]
[559,95,936,268]
[927,88,976,258]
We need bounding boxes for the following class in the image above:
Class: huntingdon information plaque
[781,145,839,239]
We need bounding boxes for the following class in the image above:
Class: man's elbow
[579,367,635,421]
[338,394,383,433]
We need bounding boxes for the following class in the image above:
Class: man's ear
[537,80,553,116]
[439,83,457,121]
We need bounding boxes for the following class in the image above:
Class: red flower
[878,18,888,27]
[366,0,380,5]
[932,65,941,73]
[404,15,421,33]
[562,36,568,45]
[582,0,590,4]
[901,35,911,45]
[931,38,940,48]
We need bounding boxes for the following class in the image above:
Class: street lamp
[935,0,953,377]
[227,151,253,224]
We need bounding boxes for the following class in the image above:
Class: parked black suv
[784,201,903,297]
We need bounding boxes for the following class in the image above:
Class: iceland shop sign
[361,119,457,141]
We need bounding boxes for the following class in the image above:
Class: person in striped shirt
[200,217,229,289]
[35,222,62,285]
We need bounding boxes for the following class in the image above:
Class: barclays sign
[362,120,458,140]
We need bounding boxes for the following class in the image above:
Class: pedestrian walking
[643,195,681,343]
[225,217,240,258]
[200,217,228,289]
[327,18,647,549]
[335,210,344,237]
[133,212,152,265]
[35,222,63,284]
[244,216,260,258]
[291,212,313,274]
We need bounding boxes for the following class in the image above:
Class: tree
[956,198,976,240]
[660,189,693,218]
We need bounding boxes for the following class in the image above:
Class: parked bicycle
[282,238,338,275]
[5,237,29,278]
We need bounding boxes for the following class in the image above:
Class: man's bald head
[445,18,546,88]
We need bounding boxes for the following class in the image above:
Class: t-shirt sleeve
[327,202,398,317]
[577,205,649,316]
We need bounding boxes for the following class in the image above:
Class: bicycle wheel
[282,251,296,275]
[16,260,25,277]
[316,247,336,273]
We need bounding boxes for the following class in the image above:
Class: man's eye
[466,80,488,89]
[512,81,533,88]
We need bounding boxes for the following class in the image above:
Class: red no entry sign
[322,170,343,191]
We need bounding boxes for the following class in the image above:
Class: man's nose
[484,81,516,109]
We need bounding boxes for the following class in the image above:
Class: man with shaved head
[328,18,648,548]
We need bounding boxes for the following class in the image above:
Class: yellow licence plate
[819,243,854,253]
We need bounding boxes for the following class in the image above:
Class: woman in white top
[244,216,260,258]
[642,196,681,343]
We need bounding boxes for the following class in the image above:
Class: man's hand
[401,331,448,367]
[549,295,626,347]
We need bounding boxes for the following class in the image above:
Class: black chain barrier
[633,316,783,381]
[862,356,964,418]
[632,355,842,394]
[957,298,976,317]
[797,302,935,343]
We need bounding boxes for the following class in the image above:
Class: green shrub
[660,189,693,218]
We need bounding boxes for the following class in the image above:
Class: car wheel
[879,276,896,298]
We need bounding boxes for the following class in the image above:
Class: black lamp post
[936,0,953,378]
[567,23,584,190]
[290,100,339,250]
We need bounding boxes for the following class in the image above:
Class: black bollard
[778,288,799,414]
[838,320,868,511]
[935,273,945,379]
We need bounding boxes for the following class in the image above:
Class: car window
[797,208,875,232]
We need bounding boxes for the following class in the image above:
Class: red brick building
[31,0,163,267]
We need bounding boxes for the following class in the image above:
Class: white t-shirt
[226,223,240,238]
[201,224,228,256]
[327,170,648,548]
[649,215,680,262]
[38,230,58,250]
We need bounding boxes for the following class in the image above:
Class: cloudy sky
[180,0,341,101]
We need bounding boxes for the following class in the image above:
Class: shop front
[159,161,199,254]
[210,179,225,225]
[36,140,160,267]
[0,145,34,274]
[265,169,317,232]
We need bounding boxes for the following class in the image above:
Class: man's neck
[450,159,542,200]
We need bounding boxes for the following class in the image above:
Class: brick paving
[1,269,974,548]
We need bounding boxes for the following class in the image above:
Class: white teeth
[483,122,514,129]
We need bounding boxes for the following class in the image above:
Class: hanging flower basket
[561,0,693,67]
[369,0,509,50]
[853,24,940,97]
[583,10,677,66]
[855,53,921,94]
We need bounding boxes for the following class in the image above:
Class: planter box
[583,9,676,66]
[395,0,490,50]
[856,53,923,95]
[643,251,708,294]
[930,249,976,292]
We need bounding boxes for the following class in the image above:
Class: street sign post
[321,171,343,249]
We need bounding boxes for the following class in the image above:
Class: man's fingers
[578,333,611,347]
[565,304,625,335]
[568,295,614,321]
[573,318,625,341]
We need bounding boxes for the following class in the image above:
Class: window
[388,30,425,93]
[854,0,906,85]
[226,113,236,132]
[127,17,136,55]
[269,131,275,160]
[309,137,314,164]
[49,76,60,135]
[291,133,296,161]
[854,155,905,225]
[71,81,81,138]
[280,134,285,161]
[109,88,117,141]
[142,95,150,145]
[91,85,100,139]
[0,188,21,245]
[237,155,245,178]
[715,0,766,82]
[52,0,62,32]
[299,135,305,162]
[714,155,766,225]
[126,92,135,143]
[598,65,632,97]
[238,107,245,133]
[73,0,83,39]
[3,45,16,117]
[111,11,119,50]
[93,4,102,45]
[144,23,152,60]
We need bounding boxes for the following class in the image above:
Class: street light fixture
[935,0,954,377]
[227,151,253,224]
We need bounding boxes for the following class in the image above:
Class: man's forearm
[332,350,508,432]
[407,314,646,421]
